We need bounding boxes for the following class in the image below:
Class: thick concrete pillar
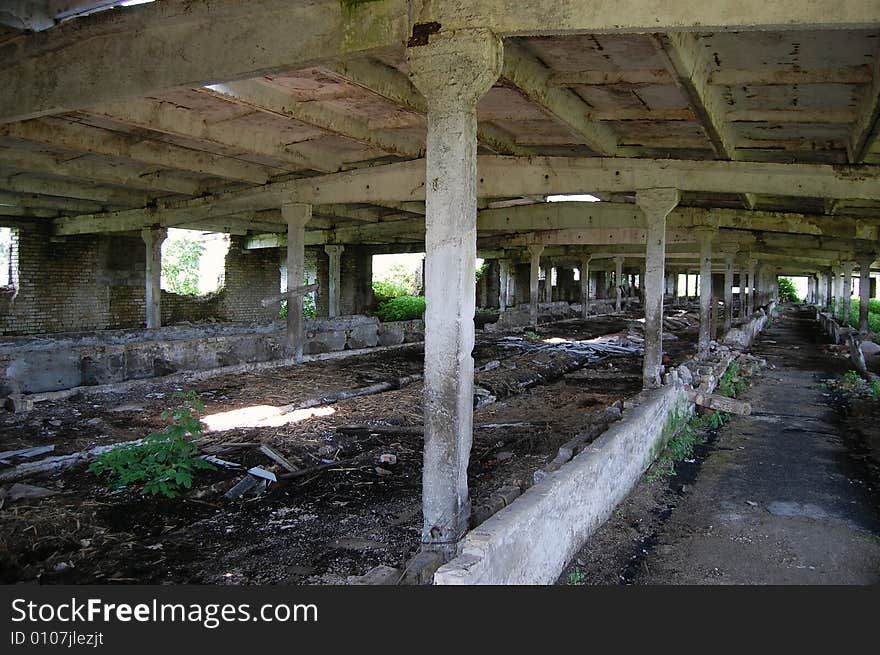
[282,203,311,358]
[324,244,344,318]
[831,265,842,317]
[141,227,166,329]
[697,227,715,356]
[580,255,591,318]
[637,188,679,389]
[841,261,854,325]
[498,258,510,311]
[614,256,624,312]
[858,255,875,334]
[722,246,737,332]
[408,30,502,555]
[528,244,544,326]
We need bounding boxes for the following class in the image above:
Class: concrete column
[637,188,679,389]
[324,245,344,318]
[841,261,854,325]
[697,227,715,356]
[671,269,679,300]
[141,227,166,329]
[747,258,757,316]
[831,265,842,317]
[614,256,624,312]
[498,258,510,311]
[858,255,874,334]
[543,258,553,303]
[408,30,502,555]
[528,244,544,326]
[580,255,591,319]
[722,247,737,332]
[282,203,311,358]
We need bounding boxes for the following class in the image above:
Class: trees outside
[162,236,205,296]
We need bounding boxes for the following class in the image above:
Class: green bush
[777,277,799,303]
[89,391,214,498]
[848,299,880,334]
[376,295,425,322]
[372,263,420,304]
[162,237,205,296]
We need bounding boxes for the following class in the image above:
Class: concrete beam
[0,172,148,207]
[0,0,409,123]
[203,80,424,159]
[94,97,344,173]
[324,56,524,156]
[0,188,105,214]
[0,148,201,196]
[1,118,274,184]
[848,42,880,163]
[501,39,618,155]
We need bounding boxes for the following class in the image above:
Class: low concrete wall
[434,383,690,585]
[1,316,426,394]
[721,301,776,350]
[485,298,638,331]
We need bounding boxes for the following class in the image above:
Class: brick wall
[0,225,145,335]
[0,229,284,336]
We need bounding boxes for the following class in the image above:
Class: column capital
[635,188,680,220]
[140,226,167,244]
[856,252,876,269]
[281,202,312,226]
[324,244,345,256]
[527,244,545,258]
[407,28,503,113]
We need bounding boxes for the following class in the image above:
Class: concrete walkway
[636,305,880,584]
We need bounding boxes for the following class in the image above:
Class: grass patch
[375,295,425,322]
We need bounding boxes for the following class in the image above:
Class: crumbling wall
[0,225,145,336]
[219,236,281,322]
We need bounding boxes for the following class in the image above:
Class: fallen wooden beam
[687,390,752,416]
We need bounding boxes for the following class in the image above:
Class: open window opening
[161,228,229,296]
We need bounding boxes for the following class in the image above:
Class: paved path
[636,305,880,584]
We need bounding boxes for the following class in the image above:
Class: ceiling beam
[1,117,274,184]
[93,98,345,174]
[0,0,409,123]
[202,80,424,159]
[52,155,880,235]
[0,188,105,214]
[848,42,880,163]
[323,56,526,156]
[0,173,148,206]
[501,39,619,155]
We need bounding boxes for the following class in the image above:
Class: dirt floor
[0,308,704,585]
[561,304,880,585]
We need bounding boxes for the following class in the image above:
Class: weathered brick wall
[0,230,285,335]
[0,225,145,335]
[219,236,281,322]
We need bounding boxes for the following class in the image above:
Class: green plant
[162,237,205,296]
[566,566,587,585]
[777,277,799,303]
[718,362,747,398]
[372,263,420,304]
[475,261,489,283]
[89,391,214,498]
[375,295,426,322]
[523,331,541,342]
[848,299,880,335]
[871,379,880,399]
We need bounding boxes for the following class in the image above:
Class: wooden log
[280,373,422,412]
[260,283,319,307]
[687,390,752,416]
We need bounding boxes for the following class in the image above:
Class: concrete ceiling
[0,0,878,272]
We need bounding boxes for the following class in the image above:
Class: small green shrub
[89,391,214,498]
[278,290,316,320]
[372,264,420,304]
[777,277,799,303]
[718,362,747,398]
[376,295,425,322]
[566,566,587,585]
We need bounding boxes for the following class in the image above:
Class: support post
[408,29,503,557]
[324,245,344,318]
[498,258,510,311]
[543,258,553,303]
[747,257,757,316]
[141,227,166,329]
[614,256,624,312]
[580,255,591,319]
[831,264,842,317]
[858,255,874,334]
[637,188,679,389]
[722,246,737,332]
[282,203,312,359]
[696,227,716,356]
[528,244,544,327]
[841,261,854,325]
